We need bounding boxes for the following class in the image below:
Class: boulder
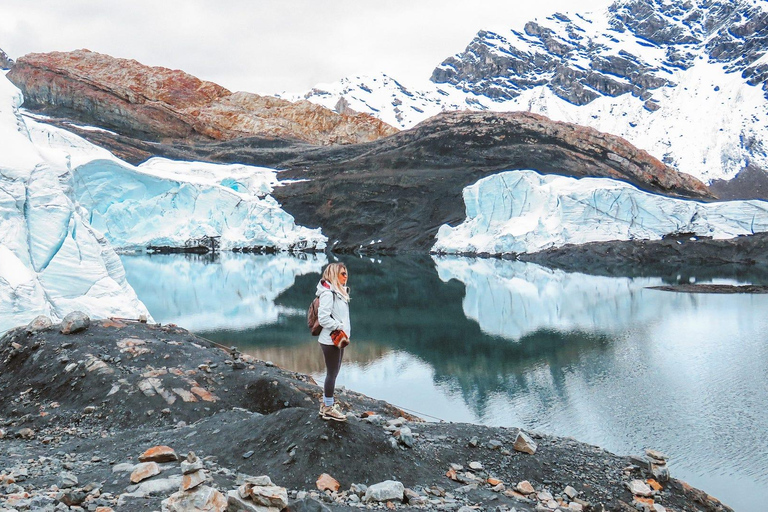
[315,473,340,492]
[364,480,404,502]
[60,311,90,334]
[513,431,538,455]
[226,490,264,512]
[26,315,52,333]
[130,462,160,483]
[162,485,226,512]
[139,445,178,463]
[181,470,207,491]
[248,485,288,509]
[181,453,204,474]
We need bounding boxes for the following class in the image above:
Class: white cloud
[1,0,612,94]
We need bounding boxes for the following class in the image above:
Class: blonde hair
[322,262,350,302]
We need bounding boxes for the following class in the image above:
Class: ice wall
[433,170,768,256]
[0,74,150,332]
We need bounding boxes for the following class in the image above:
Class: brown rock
[190,386,219,402]
[163,485,226,512]
[130,462,160,483]
[139,445,178,463]
[7,50,398,146]
[16,428,35,439]
[487,477,503,486]
[182,470,207,491]
[248,485,288,509]
[647,479,663,492]
[516,480,535,494]
[316,473,340,492]
[513,431,538,455]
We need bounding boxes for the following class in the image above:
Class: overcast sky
[1,0,612,94]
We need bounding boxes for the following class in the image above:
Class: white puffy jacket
[315,279,351,346]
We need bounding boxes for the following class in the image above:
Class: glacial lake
[121,253,768,510]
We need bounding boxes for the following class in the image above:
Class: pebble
[468,437,478,447]
[468,461,483,471]
[242,450,255,459]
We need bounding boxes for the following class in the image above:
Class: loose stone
[316,473,340,492]
[60,311,90,334]
[130,462,160,484]
[139,445,178,463]
[513,431,538,455]
[364,480,405,502]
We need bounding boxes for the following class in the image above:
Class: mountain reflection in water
[122,253,768,510]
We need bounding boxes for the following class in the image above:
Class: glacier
[0,73,150,332]
[432,170,768,256]
[25,120,327,252]
[1,71,327,333]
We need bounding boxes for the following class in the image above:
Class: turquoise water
[121,253,768,510]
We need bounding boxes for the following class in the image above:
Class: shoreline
[0,316,734,512]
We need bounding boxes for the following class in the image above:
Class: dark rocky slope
[0,318,733,511]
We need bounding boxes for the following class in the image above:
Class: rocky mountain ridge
[0,48,13,69]
[289,0,768,187]
[6,49,398,145]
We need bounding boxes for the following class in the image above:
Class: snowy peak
[433,0,768,105]
[291,0,768,186]
[0,48,12,70]
[280,72,468,130]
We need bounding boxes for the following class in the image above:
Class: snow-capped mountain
[288,0,768,185]
[432,170,768,256]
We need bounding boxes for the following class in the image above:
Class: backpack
[307,297,322,336]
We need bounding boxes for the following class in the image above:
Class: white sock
[323,396,334,407]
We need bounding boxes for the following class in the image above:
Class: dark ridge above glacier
[431,0,768,105]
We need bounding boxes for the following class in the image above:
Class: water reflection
[120,253,768,509]
[121,252,326,331]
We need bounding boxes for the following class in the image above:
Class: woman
[315,262,351,422]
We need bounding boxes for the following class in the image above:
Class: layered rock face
[7,49,397,144]
[0,48,13,70]
[432,0,768,105]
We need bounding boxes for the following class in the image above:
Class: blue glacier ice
[433,170,768,255]
[0,74,150,332]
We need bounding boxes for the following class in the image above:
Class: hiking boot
[319,404,330,417]
[321,403,347,422]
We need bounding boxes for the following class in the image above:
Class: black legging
[320,344,344,398]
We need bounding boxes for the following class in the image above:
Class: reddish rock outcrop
[7,49,398,144]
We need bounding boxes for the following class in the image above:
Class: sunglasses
[340,272,348,277]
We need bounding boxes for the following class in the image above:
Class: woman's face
[339,268,348,286]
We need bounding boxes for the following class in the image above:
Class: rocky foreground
[0,314,732,512]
